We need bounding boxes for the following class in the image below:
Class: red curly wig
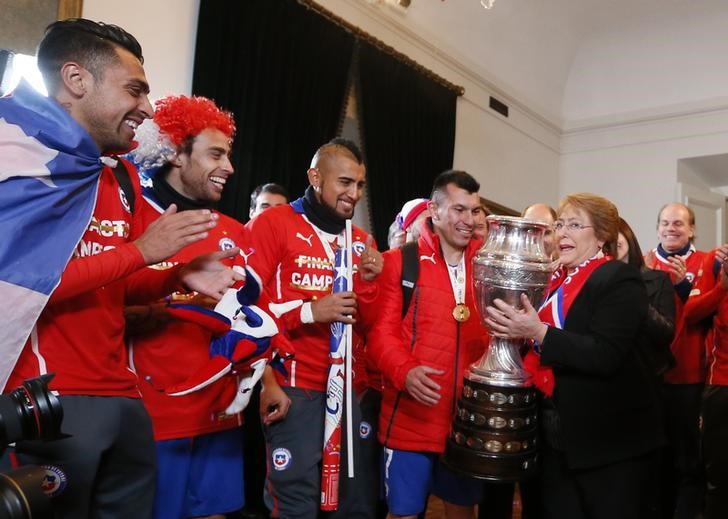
[153,95,235,148]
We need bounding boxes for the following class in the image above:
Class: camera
[0,374,65,519]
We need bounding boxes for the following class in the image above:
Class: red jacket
[646,246,708,384]
[7,161,182,396]
[128,194,246,441]
[368,222,487,453]
[683,250,728,385]
[245,204,377,391]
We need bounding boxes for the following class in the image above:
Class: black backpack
[400,241,419,319]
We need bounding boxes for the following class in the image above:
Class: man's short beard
[324,199,351,220]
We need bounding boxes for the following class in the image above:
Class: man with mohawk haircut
[128,95,290,519]
[246,138,383,518]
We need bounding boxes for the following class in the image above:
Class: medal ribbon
[446,254,467,320]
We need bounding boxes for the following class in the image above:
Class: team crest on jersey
[40,465,68,497]
[219,237,236,251]
[118,186,131,213]
[272,447,292,471]
[686,272,695,283]
[352,240,366,257]
[359,421,372,439]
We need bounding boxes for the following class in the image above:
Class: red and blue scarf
[523,253,610,396]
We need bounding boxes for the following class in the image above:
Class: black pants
[263,387,364,519]
[12,395,156,519]
[358,389,387,519]
[242,384,270,517]
[660,383,704,519]
[537,444,658,519]
[477,481,516,519]
[702,384,728,519]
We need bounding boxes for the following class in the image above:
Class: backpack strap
[400,241,420,319]
[109,157,136,213]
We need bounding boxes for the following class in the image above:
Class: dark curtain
[357,41,458,244]
[192,0,355,221]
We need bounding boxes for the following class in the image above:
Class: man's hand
[134,204,219,265]
[179,248,245,300]
[359,235,383,282]
[311,291,357,324]
[667,255,688,285]
[260,368,291,425]
[404,365,444,406]
[715,244,728,264]
[719,268,728,291]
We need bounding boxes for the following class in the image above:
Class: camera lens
[0,465,58,518]
[0,374,63,447]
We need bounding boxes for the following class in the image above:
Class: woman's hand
[484,293,548,343]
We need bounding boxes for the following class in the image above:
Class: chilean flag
[0,81,102,389]
[321,244,349,510]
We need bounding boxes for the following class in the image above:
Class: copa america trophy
[443,216,552,481]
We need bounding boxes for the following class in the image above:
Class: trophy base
[442,439,538,482]
[443,376,539,482]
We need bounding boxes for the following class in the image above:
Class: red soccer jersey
[245,204,377,392]
[128,197,246,441]
[646,247,708,384]
[6,161,181,396]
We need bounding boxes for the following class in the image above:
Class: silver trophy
[443,215,552,481]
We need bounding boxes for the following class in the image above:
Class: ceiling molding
[561,105,728,154]
[563,96,728,135]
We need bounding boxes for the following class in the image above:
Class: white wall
[561,110,728,249]
[83,0,200,100]
[455,97,559,213]
[560,2,728,250]
[563,4,728,127]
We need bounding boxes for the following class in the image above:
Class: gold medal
[453,303,470,322]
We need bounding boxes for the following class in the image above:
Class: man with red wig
[127,95,288,519]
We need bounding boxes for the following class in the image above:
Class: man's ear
[307,167,320,191]
[428,201,439,221]
[58,62,89,98]
[169,154,184,168]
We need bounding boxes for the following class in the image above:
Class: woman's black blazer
[540,260,664,469]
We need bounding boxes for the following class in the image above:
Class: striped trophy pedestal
[442,375,538,482]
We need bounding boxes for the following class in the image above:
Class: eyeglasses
[554,222,594,233]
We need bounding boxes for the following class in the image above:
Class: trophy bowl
[443,215,552,481]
